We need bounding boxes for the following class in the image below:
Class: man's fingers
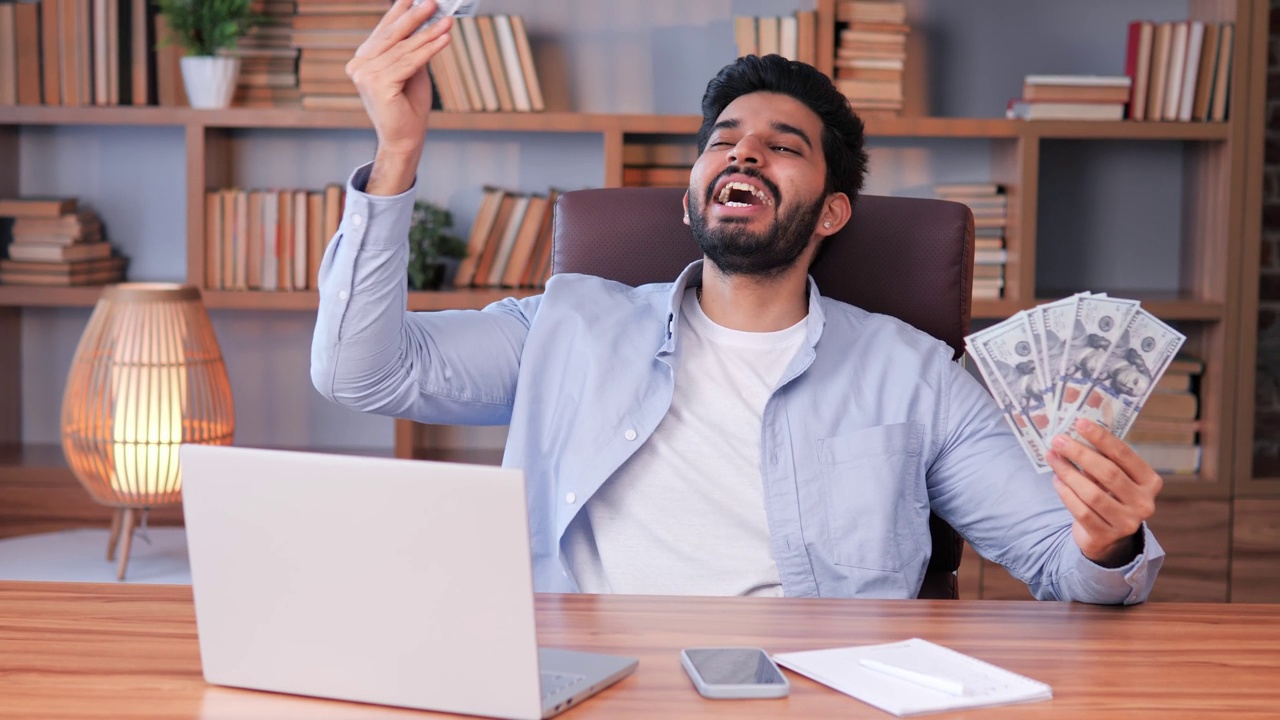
[1051,475,1111,537]
[348,17,450,89]
[1049,430,1142,506]
[356,0,442,59]
[1073,419,1164,491]
[1047,449,1125,527]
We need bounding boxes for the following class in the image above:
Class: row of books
[1128,355,1203,475]
[0,196,126,285]
[1007,75,1133,121]
[203,185,345,292]
[733,10,820,67]
[832,0,907,114]
[1124,20,1234,122]
[454,187,558,290]
[934,183,1006,300]
[229,0,300,109]
[291,6,545,113]
[0,0,190,107]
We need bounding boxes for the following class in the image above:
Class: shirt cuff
[343,162,417,250]
[1068,523,1166,604]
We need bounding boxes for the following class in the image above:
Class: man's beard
[688,171,826,278]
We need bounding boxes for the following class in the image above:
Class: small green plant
[408,200,468,290]
[153,0,262,56]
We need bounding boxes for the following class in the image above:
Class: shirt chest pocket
[818,422,925,572]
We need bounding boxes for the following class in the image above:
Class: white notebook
[772,638,1052,717]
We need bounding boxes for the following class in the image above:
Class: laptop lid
[180,445,545,720]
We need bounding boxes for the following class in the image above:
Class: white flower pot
[180,56,240,109]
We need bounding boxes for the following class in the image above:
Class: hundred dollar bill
[412,0,478,34]
[1055,295,1139,433]
[1038,294,1085,435]
[1061,309,1187,445]
[966,315,1052,472]
[1022,308,1053,429]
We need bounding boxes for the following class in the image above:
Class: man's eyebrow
[772,122,813,150]
[710,118,813,150]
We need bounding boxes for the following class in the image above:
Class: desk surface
[2,582,1279,719]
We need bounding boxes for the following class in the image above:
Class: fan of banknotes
[413,0,478,34]
[965,293,1186,473]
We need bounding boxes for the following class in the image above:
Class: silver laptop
[180,444,637,720]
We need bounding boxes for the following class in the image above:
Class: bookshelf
[0,0,1270,600]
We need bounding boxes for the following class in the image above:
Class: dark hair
[696,55,868,199]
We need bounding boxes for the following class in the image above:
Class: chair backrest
[551,187,974,599]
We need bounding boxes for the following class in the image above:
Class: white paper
[772,638,1052,717]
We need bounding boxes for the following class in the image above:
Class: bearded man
[312,0,1167,603]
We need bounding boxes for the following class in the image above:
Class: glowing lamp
[61,283,234,579]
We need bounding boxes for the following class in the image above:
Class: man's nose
[728,136,763,165]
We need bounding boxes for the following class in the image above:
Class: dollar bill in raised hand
[412,0,478,34]
[1038,294,1086,435]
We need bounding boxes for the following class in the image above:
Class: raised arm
[310,0,537,426]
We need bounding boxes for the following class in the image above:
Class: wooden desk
[2,582,1278,719]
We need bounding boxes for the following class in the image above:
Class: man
[313,0,1165,602]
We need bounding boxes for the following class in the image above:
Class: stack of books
[230,0,301,108]
[1124,20,1234,122]
[733,10,819,65]
[1128,355,1203,474]
[293,0,381,111]
[621,142,698,189]
[453,187,558,290]
[832,0,907,114]
[0,198,126,286]
[934,183,1006,299]
[425,15,545,113]
[1006,75,1131,121]
[203,184,345,291]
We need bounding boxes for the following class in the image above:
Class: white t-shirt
[563,287,808,596]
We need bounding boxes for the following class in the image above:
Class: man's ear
[816,192,852,238]
[682,191,691,226]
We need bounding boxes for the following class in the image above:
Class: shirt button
[624,429,637,441]
[351,214,363,227]
[771,453,779,465]
[337,290,349,300]
[565,492,576,504]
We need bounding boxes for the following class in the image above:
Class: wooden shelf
[1035,293,1226,321]
[200,288,537,312]
[0,284,105,308]
[1024,120,1231,141]
[0,106,1231,142]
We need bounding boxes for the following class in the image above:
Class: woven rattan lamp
[61,283,234,580]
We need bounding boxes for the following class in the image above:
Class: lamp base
[106,508,144,581]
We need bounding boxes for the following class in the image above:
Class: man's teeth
[716,181,772,206]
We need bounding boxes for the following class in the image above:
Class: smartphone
[680,647,790,699]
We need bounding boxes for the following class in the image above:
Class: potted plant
[408,200,469,290]
[154,0,261,109]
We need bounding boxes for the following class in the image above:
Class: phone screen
[684,648,787,685]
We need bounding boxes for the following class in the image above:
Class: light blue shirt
[311,163,1165,603]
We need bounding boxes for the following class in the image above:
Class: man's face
[686,92,830,278]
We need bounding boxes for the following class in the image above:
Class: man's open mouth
[715,180,774,208]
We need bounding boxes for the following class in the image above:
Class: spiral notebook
[772,638,1052,717]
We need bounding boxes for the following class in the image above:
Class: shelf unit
[0,0,1270,599]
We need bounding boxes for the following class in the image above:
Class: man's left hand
[1046,418,1162,568]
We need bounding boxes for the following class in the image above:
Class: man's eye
[709,141,731,148]
[773,146,797,154]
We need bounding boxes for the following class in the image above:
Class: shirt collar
[659,260,828,355]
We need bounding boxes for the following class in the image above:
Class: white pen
[858,658,966,696]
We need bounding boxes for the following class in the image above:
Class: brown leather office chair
[550,187,974,599]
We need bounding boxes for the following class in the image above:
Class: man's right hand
[346,0,453,195]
